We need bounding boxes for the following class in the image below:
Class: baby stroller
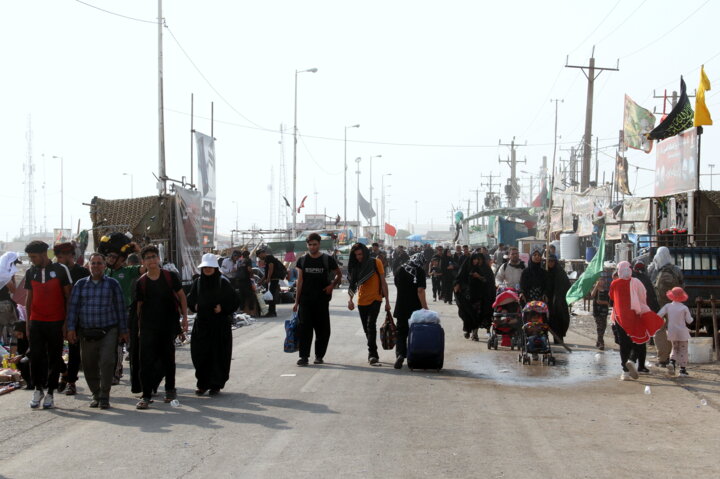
[488,288,522,350]
[518,301,556,366]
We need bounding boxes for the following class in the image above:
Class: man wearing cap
[23,240,73,409]
[54,242,90,396]
[66,253,128,409]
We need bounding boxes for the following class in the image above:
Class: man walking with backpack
[347,243,391,365]
[257,247,286,318]
[293,233,342,366]
[135,245,188,409]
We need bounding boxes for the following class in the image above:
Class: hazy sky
[3,0,719,241]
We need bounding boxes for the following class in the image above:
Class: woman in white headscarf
[0,252,20,346]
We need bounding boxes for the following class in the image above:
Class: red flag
[297,195,308,213]
[531,179,548,207]
[384,222,397,237]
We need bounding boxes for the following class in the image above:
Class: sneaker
[164,389,177,403]
[30,390,45,409]
[620,372,631,381]
[42,393,55,409]
[313,358,324,365]
[638,367,650,374]
[625,361,639,379]
[368,357,379,365]
[679,368,689,377]
[195,388,207,396]
[297,357,309,367]
[89,398,99,408]
[667,362,676,376]
[57,378,68,393]
[394,355,405,370]
[65,383,77,396]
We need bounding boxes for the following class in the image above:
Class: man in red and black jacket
[24,240,72,409]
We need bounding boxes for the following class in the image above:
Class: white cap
[197,253,219,269]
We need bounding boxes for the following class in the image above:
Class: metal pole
[369,156,373,228]
[190,93,194,187]
[356,159,361,227]
[157,0,166,195]
[292,70,298,238]
[344,128,347,232]
[60,155,64,231]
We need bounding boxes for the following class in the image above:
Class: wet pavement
[455,342,617,387]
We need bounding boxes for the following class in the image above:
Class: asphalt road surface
[1,286,719,478]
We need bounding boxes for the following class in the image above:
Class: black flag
[647,77,694,141]
[282,196,291,208]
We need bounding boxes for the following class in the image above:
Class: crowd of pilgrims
[380,243,571,344]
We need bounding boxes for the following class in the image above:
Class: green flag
[566,227,606,305]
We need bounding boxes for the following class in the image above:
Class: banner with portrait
[194,131,216,248]
[175,187,203,283]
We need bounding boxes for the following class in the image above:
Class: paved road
[1,288,719,478]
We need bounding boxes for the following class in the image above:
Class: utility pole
[470,188,482,213]
[498,138,526,207]
[481,172,502,209]
[157,0,167,195]
[566,47,618,190]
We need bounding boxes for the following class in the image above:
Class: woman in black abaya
[188,254,240,395]
[520,248,548,303]
[453,253,495,340]
[440,248,458,304]
[546,254,571,342]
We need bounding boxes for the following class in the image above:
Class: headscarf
[617,261,632,280]
[402,253,426,284]
[348,243,377,296]
[652,246,673,271]
[0,252,20,290]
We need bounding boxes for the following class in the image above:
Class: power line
[74,0,156,24]
[621,0,710,59]
[297,134,342,176]
[568,0,622,55]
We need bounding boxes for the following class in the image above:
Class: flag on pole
[358,191,376,220]
[623,95,656,153]
[297,195,307,213]
[384,223,397,237]
[647,77,694,141]
[566,227,606,305]
[531,178,549,207]
[282,196,291,208]
[694,65,713,127]
[615,154,632,196]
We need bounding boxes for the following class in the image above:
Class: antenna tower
[22,116,37,238]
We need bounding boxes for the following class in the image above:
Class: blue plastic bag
[284,313,299,353]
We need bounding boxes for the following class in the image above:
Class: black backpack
[269,256,288,280]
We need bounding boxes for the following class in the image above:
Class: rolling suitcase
[407,322,444,371]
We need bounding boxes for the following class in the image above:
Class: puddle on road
[455,347,617,387]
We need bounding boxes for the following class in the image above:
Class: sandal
[136,398,151,410]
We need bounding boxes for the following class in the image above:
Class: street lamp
[292,67,318,239]
[710,164,716,190]
[381,173,392,242]
[122,172,134,198]
[355,157,362,228]
[52,155,64,232]
[231,200,239,247]
[344,124,360,232]
[369,154,382,229]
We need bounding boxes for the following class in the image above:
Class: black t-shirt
[68,263,91,285]
[0,285,11,302]
[393,267,427,321]
[297,253,338,304]
[135,270,183,331]
[236,258,252,282]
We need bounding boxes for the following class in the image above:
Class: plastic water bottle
[700,399,708,406]
[170,399,181,407]
[644,386,651,395]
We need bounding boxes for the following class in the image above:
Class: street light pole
[710,164,716,190]
[123,172,134,198]
[52,155,64,232]
[344,124,359,233]
[292,67,318,239]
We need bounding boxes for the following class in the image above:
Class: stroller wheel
[518,353,523,363]
[549,357,556,366]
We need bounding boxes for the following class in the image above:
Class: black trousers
[431,277,441,299]
[267,280,280,314]
[358,300,382,358]
[298,300,331,360]
[140,327,176,399]
[616,323,647,371]
[29,320,64,392]
[128,308,141,393]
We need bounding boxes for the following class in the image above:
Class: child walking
[657,287,693,377]
[591,275,610,351]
